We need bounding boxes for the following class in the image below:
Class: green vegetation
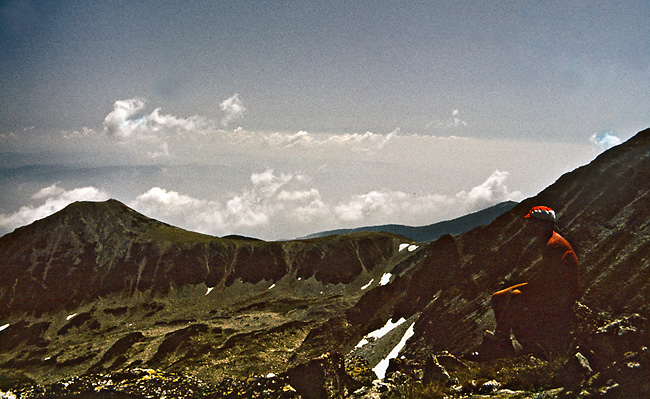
[147,224,218,243]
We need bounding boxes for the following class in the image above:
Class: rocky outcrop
[286,352,358,399]
[298,128,650,366]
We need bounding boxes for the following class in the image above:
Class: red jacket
[528,231,580,308]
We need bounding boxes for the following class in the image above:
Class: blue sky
[1,1,649,239]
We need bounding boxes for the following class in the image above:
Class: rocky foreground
[2,302,648,398]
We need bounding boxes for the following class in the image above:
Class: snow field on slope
[372,321,416,379]
[355,317,407,349]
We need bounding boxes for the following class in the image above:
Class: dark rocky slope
[0,200,418,387]
[293,128,650,396]
[0,200,403,318]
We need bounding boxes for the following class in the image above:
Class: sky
[1,1,649,240]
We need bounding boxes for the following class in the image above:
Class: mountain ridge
[303,200,518,242]
[0,206,412,317]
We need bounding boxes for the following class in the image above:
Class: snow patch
[0,323,9,332]
[379,273,392,286]
[373,322,416,379]
[361,279,374,290]
[66,313,77,321]
[355,317,406,348]
[399,243,410,251]
[0,390,17,399]
[407,244,419,252]
[268,284,276,290]
[205,287,214,296]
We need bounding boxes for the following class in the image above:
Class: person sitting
[488,206,580,355]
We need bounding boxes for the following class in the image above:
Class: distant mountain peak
[304,201,518,242]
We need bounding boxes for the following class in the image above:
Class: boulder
[286,352,356,399]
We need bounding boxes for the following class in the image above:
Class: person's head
[523,206,556,238]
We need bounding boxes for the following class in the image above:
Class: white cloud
[263,131,315,148]
[261,130,385,153]
[377,127,400,150]
[0,132,18,141]
[130,169,329,237]
[103,99,147,139]
[332,170,522,224]
[62,126,97,140]
[451,109,467,127]
[131,187,227,232]
[102,98,208,159]
[147,142,170,159]
[455,170,522,213]
[219,93,246,126]
[147,107,204,132]
[589,130,621,151]
[427,109,468,129]
[0,167,523,240]
[0,185,109,233]
[334,190,403,222]
[103,98,207,139]
[32,184,65,199]
[98,100,470,163]
[128,169,522,239]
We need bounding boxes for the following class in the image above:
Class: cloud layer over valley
[0,169,521,240]
[0,96,612,240]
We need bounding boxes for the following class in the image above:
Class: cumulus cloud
[102,98,207,158]
[130,187,226,231]
[104,99,206,139]
[590,130,621,151]
[103,99,147,139]
[128,169,522,239]
[32,184,65,199]
[455,170,522,212]
[0,185,109,233]
[332,170,521,224]
[219,93,246,126]
[130,169,330,237]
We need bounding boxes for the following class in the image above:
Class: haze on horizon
[1,1,649,240]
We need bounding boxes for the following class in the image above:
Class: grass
[385,351,570,398]
[147,224,219,244]
[387,381,447,399]
[469,353,569,391]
